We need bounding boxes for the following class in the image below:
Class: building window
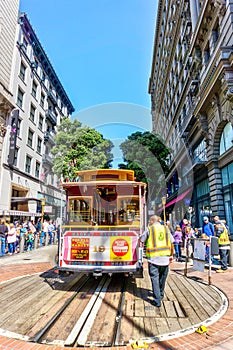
[193,139,207,162]
[221,163,233,187]
[38,114,44,130]
[35,161,40,178]
[13,147,19,167]
[21,37,28,53]
[41,70,46,82]
[19,61,26,81]
[220,122,233,155]
[32,80,37,99]
[196,179,209,198]
[17,119,22,137]
[40,92,45,108]
[25,155,32,174]
[204,42,210,65]
[37,137,42,153]
[17,87,24,109]
[30,104,36,122]
[27,129,34,148]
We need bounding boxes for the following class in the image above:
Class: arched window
[220,122,233,155]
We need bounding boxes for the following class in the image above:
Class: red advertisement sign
[70,237,90,260]
[111,238,129,257]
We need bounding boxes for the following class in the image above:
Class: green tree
[119,131,170,204]
[51,118,113,180]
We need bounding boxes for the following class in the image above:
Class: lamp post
[40,198,45,223]
[162,196,166,224]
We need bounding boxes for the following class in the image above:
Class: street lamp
[40,198,45,223]
[161,196,166,224]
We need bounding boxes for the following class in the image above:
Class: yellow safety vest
[146,223,171,258]
[218,225,230,245]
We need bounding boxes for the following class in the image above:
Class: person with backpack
[214,216,230,272]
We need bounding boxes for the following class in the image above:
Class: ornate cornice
[0,121,7,137]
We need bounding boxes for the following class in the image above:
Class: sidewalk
[0,248,233,349]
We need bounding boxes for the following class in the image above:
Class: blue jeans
[40,231,46,245]
[148,262,168,306]
[48,231,53,244]
[27,241,33,250]
[0,236,5,256]
[219,249,228,270]
[174,242,182,258]
[8,242,15,254]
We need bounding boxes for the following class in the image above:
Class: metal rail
[67,275,111,347]
[31,275,90,343]
[112,275,127,346]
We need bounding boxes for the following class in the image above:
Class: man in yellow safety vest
[140,215,174,307]
[214,216,230,272]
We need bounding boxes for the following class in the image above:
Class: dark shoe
[151,300,161,307]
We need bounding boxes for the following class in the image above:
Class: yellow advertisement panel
[110,236,132,261]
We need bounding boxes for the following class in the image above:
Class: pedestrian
[15,222,21,253]
[48,220,55,244]
[166,220,174,235]
[40,219,49,245]
[202,216,214,261]
[36,218,42,236]
[214,216,230,272]
[0,219,8,257]
[180,218,188,230]
[7,223,17,255]
[26,230,34,251]
[173,225,183,261]
[140,215,174,307]
[184,225,195,257]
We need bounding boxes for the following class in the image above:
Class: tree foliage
[51,118,113,179]
[119,131,171,202]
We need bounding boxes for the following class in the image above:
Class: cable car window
[69,198,91,223]
[118,197,140,223]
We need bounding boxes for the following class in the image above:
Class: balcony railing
[45,108,57,126]
[42,154,54,167]
[47,90,57,105]
[44,131,55,145]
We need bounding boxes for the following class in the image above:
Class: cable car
[58,169,147,276]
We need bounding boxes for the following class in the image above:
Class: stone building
[149,0,233,231]
[0,11,74,221]
[0,0,19,180]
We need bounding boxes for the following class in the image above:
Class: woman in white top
[7,223,17,255]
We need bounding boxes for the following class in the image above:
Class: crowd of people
[0,218,57,257]
[140,213,232,308]
[167,216,231,273]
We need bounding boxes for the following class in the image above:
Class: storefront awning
[3,210,41,217]
[165,188,192,208]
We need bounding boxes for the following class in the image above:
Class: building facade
[0,12,74,221]
[149,0,233,231]
[0,0,19,187]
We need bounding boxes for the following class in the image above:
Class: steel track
[31,274,91,343]
[33,274,127,347]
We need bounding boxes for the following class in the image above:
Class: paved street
[0,246,233,349]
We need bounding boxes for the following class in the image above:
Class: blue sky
[20,0,157,164]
